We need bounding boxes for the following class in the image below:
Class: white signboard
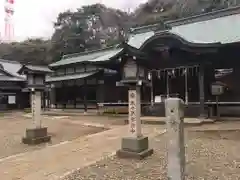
[154,96,161,103]
[8,96,16,104]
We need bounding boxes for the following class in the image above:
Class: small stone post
[116,86,153,159]
[19,65,52,145]
[165,98,185,180]
[22,89,51,145]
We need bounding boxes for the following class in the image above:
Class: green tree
[50,4,132,62]
[0,38,51,65]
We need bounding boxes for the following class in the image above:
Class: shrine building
[47,6,240,117]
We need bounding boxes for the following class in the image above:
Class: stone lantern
[119,57,149,85]
[116,56,153,159]
[18,65,52,145]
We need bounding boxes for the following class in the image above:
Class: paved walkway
[0,125,165,180]
[43,110,215,126]
[141,116,215,125]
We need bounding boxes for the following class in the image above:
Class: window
[87,78,96,85]
[27,74,34,84]
[66,80,75,86]
[56,69,65,76]
[35,76,44,85]
[76,66,85,73]
[76,79,84,86]
[85,65,97,72]
[66,67,74,74]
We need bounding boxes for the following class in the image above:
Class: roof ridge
[130,23,160,34]
[62,45,119,60]
[130,6,240,34]
[166,5,240,27]
[0,59,21,64]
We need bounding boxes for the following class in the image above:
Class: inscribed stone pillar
[116,86,153,159]
[128,86,142,137]
[32,91,42,128]
[165,98,185,180]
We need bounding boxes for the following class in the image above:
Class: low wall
[219,106,240,117]
[142,103,209,117]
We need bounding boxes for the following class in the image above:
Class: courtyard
[64,121,240,180]
[0,112,126,159]
[0,112,240,179]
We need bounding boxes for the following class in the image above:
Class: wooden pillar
[50,86,56,108]
[198,64,205,118]
[96,80,104,103]
[184,68,189,105]
[62,82,67,109]
[83,79,87,112]
[150,72,154,105]
[166,72,170,98]
[74,80,77,109]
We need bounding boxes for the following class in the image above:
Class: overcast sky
[0,0,148,41]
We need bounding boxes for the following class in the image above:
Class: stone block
[117,136,153,159]
[121,136,149,153]
[22,127,51,145]
[116,148,153,160]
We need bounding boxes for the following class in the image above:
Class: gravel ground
[0,112,108,159]
[64,122,240,180]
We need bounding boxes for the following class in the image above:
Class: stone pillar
[32,91,41,128]
[22,90,51,145]
[50,87,56,108]
[165,98,185,180]
[116,86,153,159]
[198,64,205,118]
[128,87,142,137]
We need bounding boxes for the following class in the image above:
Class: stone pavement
[0,125,165,180]
[141,116,215,125]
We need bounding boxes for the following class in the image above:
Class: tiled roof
[168,11,240,44]
[0,76,25,81]
[127,31,155,49]
[0,59,25,79]
[49,47,123,67]
[23,65,52,73]
[46,71,98,82]
[49,6,240,68]
[127,6,240,49]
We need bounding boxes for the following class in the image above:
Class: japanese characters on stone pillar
[165,98,185,180]
[31,91,42,128]
[128,87,142,137]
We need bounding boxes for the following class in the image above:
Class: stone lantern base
[22,127,51,145]
[116,136,153,160]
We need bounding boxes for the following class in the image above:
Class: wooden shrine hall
[47,6,240,117]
